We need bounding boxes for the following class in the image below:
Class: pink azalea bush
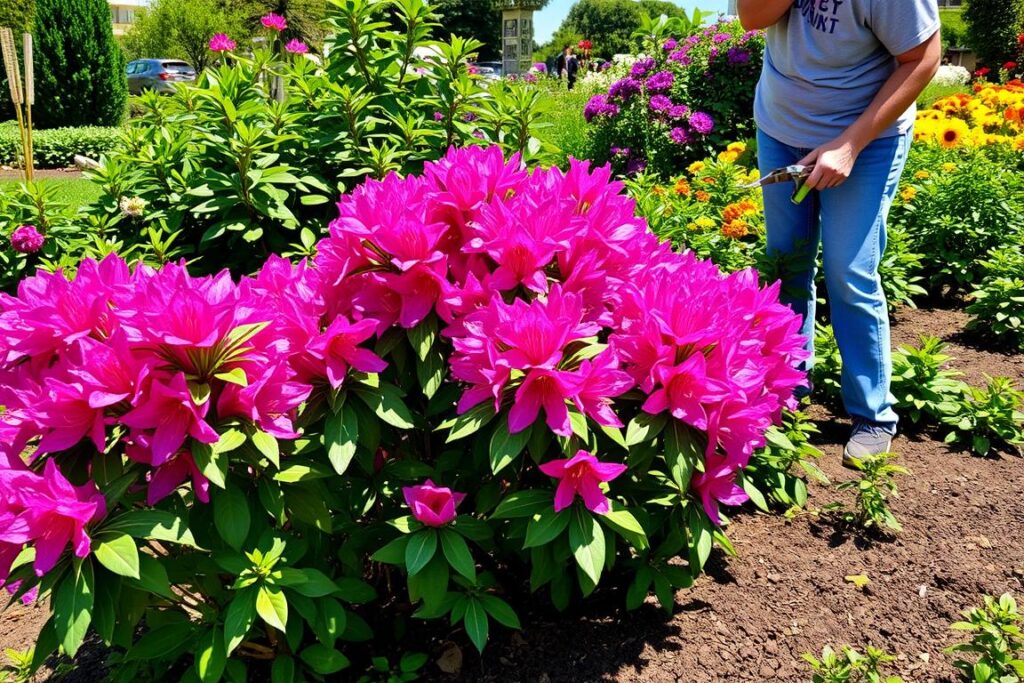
[0,146,805,675]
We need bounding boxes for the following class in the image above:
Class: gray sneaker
[843,420,895,469]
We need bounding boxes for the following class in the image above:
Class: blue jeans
[756,128,911,430]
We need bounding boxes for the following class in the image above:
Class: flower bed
[0,146,806,678]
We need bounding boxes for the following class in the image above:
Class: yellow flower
[941,162,957,173]
[900,186,917,202]
[695,216,716,229]
[913,170,930,180]
[687,161,706,174]
[744,168,760,182]
[718,150,740,163]
[936,118,970,149]
[1014,136,1024,152]
[727,142,747,153]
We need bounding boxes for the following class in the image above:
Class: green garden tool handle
[791,181,812,205]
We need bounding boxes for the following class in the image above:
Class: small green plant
[878,225,928,309]
[947,593,1024,683]
[966,246,1024,352]
[746,408,830,510]
[890,336,968,424]
[357,652,429,683]
[802,644,904,683]
[943,376,1024,456]
[0,648,35,683]
[811,322,843,405]
[832,453,908,532]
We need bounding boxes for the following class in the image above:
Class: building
[109,0,149,36]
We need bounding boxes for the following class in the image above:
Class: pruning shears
[740,165,814,205]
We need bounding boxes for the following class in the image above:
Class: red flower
[974,67,991,79]
[578,40,592,50]
[1004,61,1018,72]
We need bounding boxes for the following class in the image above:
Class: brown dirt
[2,306,1021,682]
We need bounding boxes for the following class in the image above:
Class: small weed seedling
[0,648,34,683]
[947,593,1024,683]
[357,652,429,683]
[831,452,908,532]
[802,644,904,683]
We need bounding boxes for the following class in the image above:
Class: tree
[123,0,248,71]
[432,0,501,61]
[963,0,1024,69]
[32,0,126,128]
[233,0,329,46]
[542,0,686,60]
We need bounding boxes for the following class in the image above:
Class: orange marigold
[673,178,691,196]
[721,219,750,239]
[695,190,711,202]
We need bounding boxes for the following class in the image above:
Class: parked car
[475,61,503,80]
[126,59,196,94]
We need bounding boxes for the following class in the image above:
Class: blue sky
[534,0,731,44]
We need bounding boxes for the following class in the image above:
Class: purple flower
[649,94,673,113]
[472,130,485,139]
[463,112,477,122]
[630,57,656,79]
[689,111,715,135]
[608,77,642,102]
[742,30,760,42]
[285,39,309,54]
[610,146,631,157]
[662,38,678,51]
[600,61,611,71]
[10,225,44,254]
[583,94,620,122]
[669,127,691,145]
[524,73,537,83]
[727,47,751,65]
[668,46,692,64]
[532,62,547,73]
[433,111,444,121]
[625,158,647,175]
[713,33,732,44]
[261,13,287,31]
[669,104,690,119]
[645,70,674,92]
[709,47,719,60]
[208,33,236,52]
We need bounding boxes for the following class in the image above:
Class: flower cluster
[208,33,236,53]
[9,225,44,254]
[0,146,805,594]
[915,81,1024,150]
[584,21,764,177]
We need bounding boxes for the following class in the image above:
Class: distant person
[556,46,579,90]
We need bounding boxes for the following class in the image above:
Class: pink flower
[0,459,106,578]
[120,372,220,466]
[402,480,465,527]
[286,39,308,54]
[9,225,43,254]
[216,362,312,438]
[307,317,387,389]
[691,455,748,525]
[261,13,287,31]
[538,450,627,514]
[147,450,209,505]
[209,33,237,52]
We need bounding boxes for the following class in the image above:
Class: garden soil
[2,306,1022,683]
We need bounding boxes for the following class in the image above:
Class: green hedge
[0,121,122,168]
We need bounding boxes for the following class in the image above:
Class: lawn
[0,175,102,208]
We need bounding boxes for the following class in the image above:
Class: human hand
[798,137,860,190]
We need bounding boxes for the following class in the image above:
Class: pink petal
[552,479,576,512]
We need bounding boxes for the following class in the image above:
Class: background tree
[233,0,329,47]
[32,0,126,128]
[539,0,686,61]
[124,0,246,71]
[431,0,501,61]
[963,0,1024,68]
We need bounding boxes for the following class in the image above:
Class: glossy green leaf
[256,585,289,632]
[440,528,476,581]
[213,486,250,551]
[324,404,359,476]
[53,559,94,657]
[405,529,438,576]
[92,532,140,579]
[569,507,605,586]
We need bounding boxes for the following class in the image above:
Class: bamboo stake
[0,28,29,181]
[23,33,33,182]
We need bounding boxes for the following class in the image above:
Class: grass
[918,82,973,107]
[537,86,593,167]
[0,176,102,209]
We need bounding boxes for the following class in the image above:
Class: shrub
[966,246,1024,352]
[831,453,908,533]
[942,376,1024,456]
[947,593,1024,683]
[23,0,551,280]
[0,146,807,677]
[890,336,968,424]
[745,408,828,511]
[584,20,764,177]
[0,122,122,168]
[878,225,927,309]
[31,0,127,128]
[811,323,843,405]
[963,0,1024,70]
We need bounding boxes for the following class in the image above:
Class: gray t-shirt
[754,0,940,148]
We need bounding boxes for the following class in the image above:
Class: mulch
[2,305,1021,682]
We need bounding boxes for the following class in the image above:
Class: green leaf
[440,528,476,581]
[569,507,606,586]
[599,504,649,550]
[739,472,769,513]
[356,384,415,429]
[407,554,449,608]
[442,403,496,442]
[192,441,228,490]
[687,506,713,574]
[370,536,409,564]
[664,422,701,491]
[300,644,350,675]
[289,569,339,598]
[491,490,552,519]
[256,585,289,632]
[324,404,360,476]
[214,367,248,387]
[101,509,199,548]
[405,529,438,576]
[271,655,296,683]
[523,507,570,548]
[196,627,227,683]
[407,315,437,361]
[53,559,94,657]
[127,554,175,600]
[464,598,490,653]
[477,594,520,630]
[251,430,280,468]
[417,347,446,399]
[213,486,250,551]
[125,622,193,662]
[92,532,141,579]
[626,413,667,446]
[223,588,257,655]
[489,420,531,474]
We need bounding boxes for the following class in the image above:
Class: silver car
[126,59,196,94]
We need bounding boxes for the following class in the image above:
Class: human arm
[737,0,793,31]
[800,31,941,190]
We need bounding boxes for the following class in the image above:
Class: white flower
[931,65,971,88]
[119,196,147,217]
